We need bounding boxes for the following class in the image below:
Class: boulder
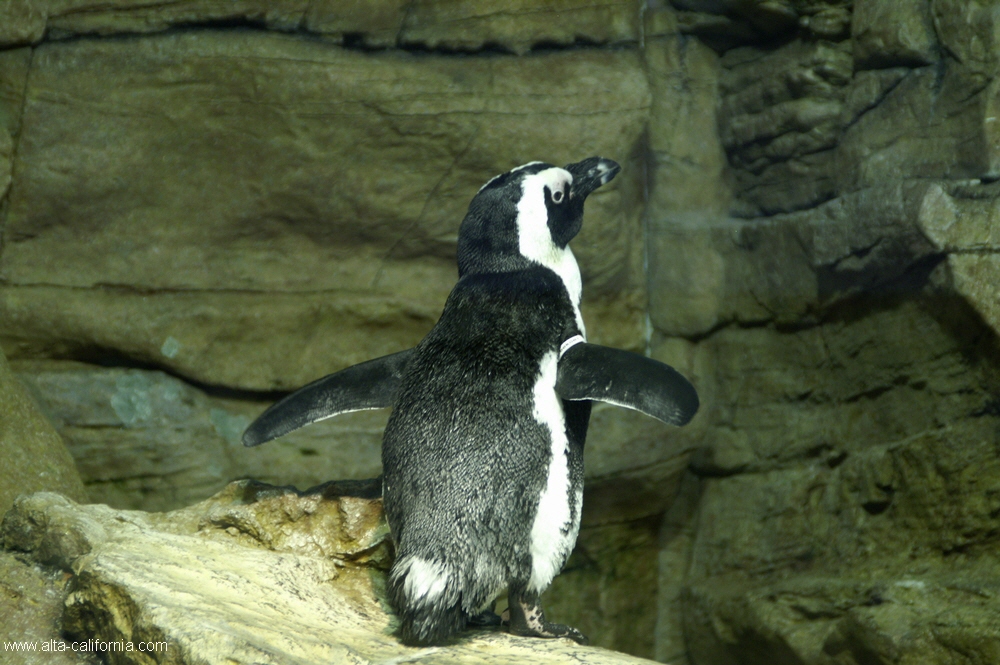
[0,348,86,520]
[1,485,662,665]
[918,181,1000,339]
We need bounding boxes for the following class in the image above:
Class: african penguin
[243,157,700,647]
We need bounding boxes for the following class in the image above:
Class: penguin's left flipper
[242,349,414,448]
[556,343,699,426]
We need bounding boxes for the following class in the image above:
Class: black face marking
[458,162,567,276]
[544,183,583,249]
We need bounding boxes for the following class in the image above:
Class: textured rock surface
[547,515,665,657]
[0,0,643,52]
[4,0,1000,662]
[918,182,1000,338]
[0,348,86,520]
[0,551,95,665]
[642,3,1000,662]
[13,360,386,511]
[1,486,661,665]
[0,30,649,390]
[714,0,1000,217]
[648,176,1000,663]
[851,0,937,68]
[718,38,853,216]
[397,0,643,54]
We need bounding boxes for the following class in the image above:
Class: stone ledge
[0,0,643,53]
[1,486,663,665]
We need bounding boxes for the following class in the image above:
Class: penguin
[243,157,699,647]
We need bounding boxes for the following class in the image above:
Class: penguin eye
[552,189,565,204]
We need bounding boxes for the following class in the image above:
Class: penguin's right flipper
[556,343,699,426]
[242,349,414,447]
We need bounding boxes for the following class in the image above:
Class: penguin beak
[564,157,621,200]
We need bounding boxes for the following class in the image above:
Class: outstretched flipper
[556,341,699,426]
[242,349,414,447]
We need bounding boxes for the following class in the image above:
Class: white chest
[526,351,583,593]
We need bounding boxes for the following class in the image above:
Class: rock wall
[646,2,1000,664]
[2,1,999,663]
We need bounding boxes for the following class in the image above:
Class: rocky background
[2,1,999,664]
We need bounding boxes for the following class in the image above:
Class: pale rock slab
[1,486,664,665]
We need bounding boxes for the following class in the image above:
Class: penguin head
[457,157,621,276]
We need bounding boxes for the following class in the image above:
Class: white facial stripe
[515,168,586,337]
[528,351,581,593]
[477,161,547,193]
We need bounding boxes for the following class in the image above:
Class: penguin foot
[506,589,589,645]
[467,608,502,627]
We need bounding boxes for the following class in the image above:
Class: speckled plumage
[383,159,609,645]
[242,157,699,647]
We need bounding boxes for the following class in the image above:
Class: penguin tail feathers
[388,555,466,646]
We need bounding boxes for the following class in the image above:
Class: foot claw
[505,587,588,645]
[509,620,588,645]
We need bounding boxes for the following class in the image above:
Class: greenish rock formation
[0,0,643,52]
[0,348,86,519]
[642,2,1000,663]
[851,0,937,68]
